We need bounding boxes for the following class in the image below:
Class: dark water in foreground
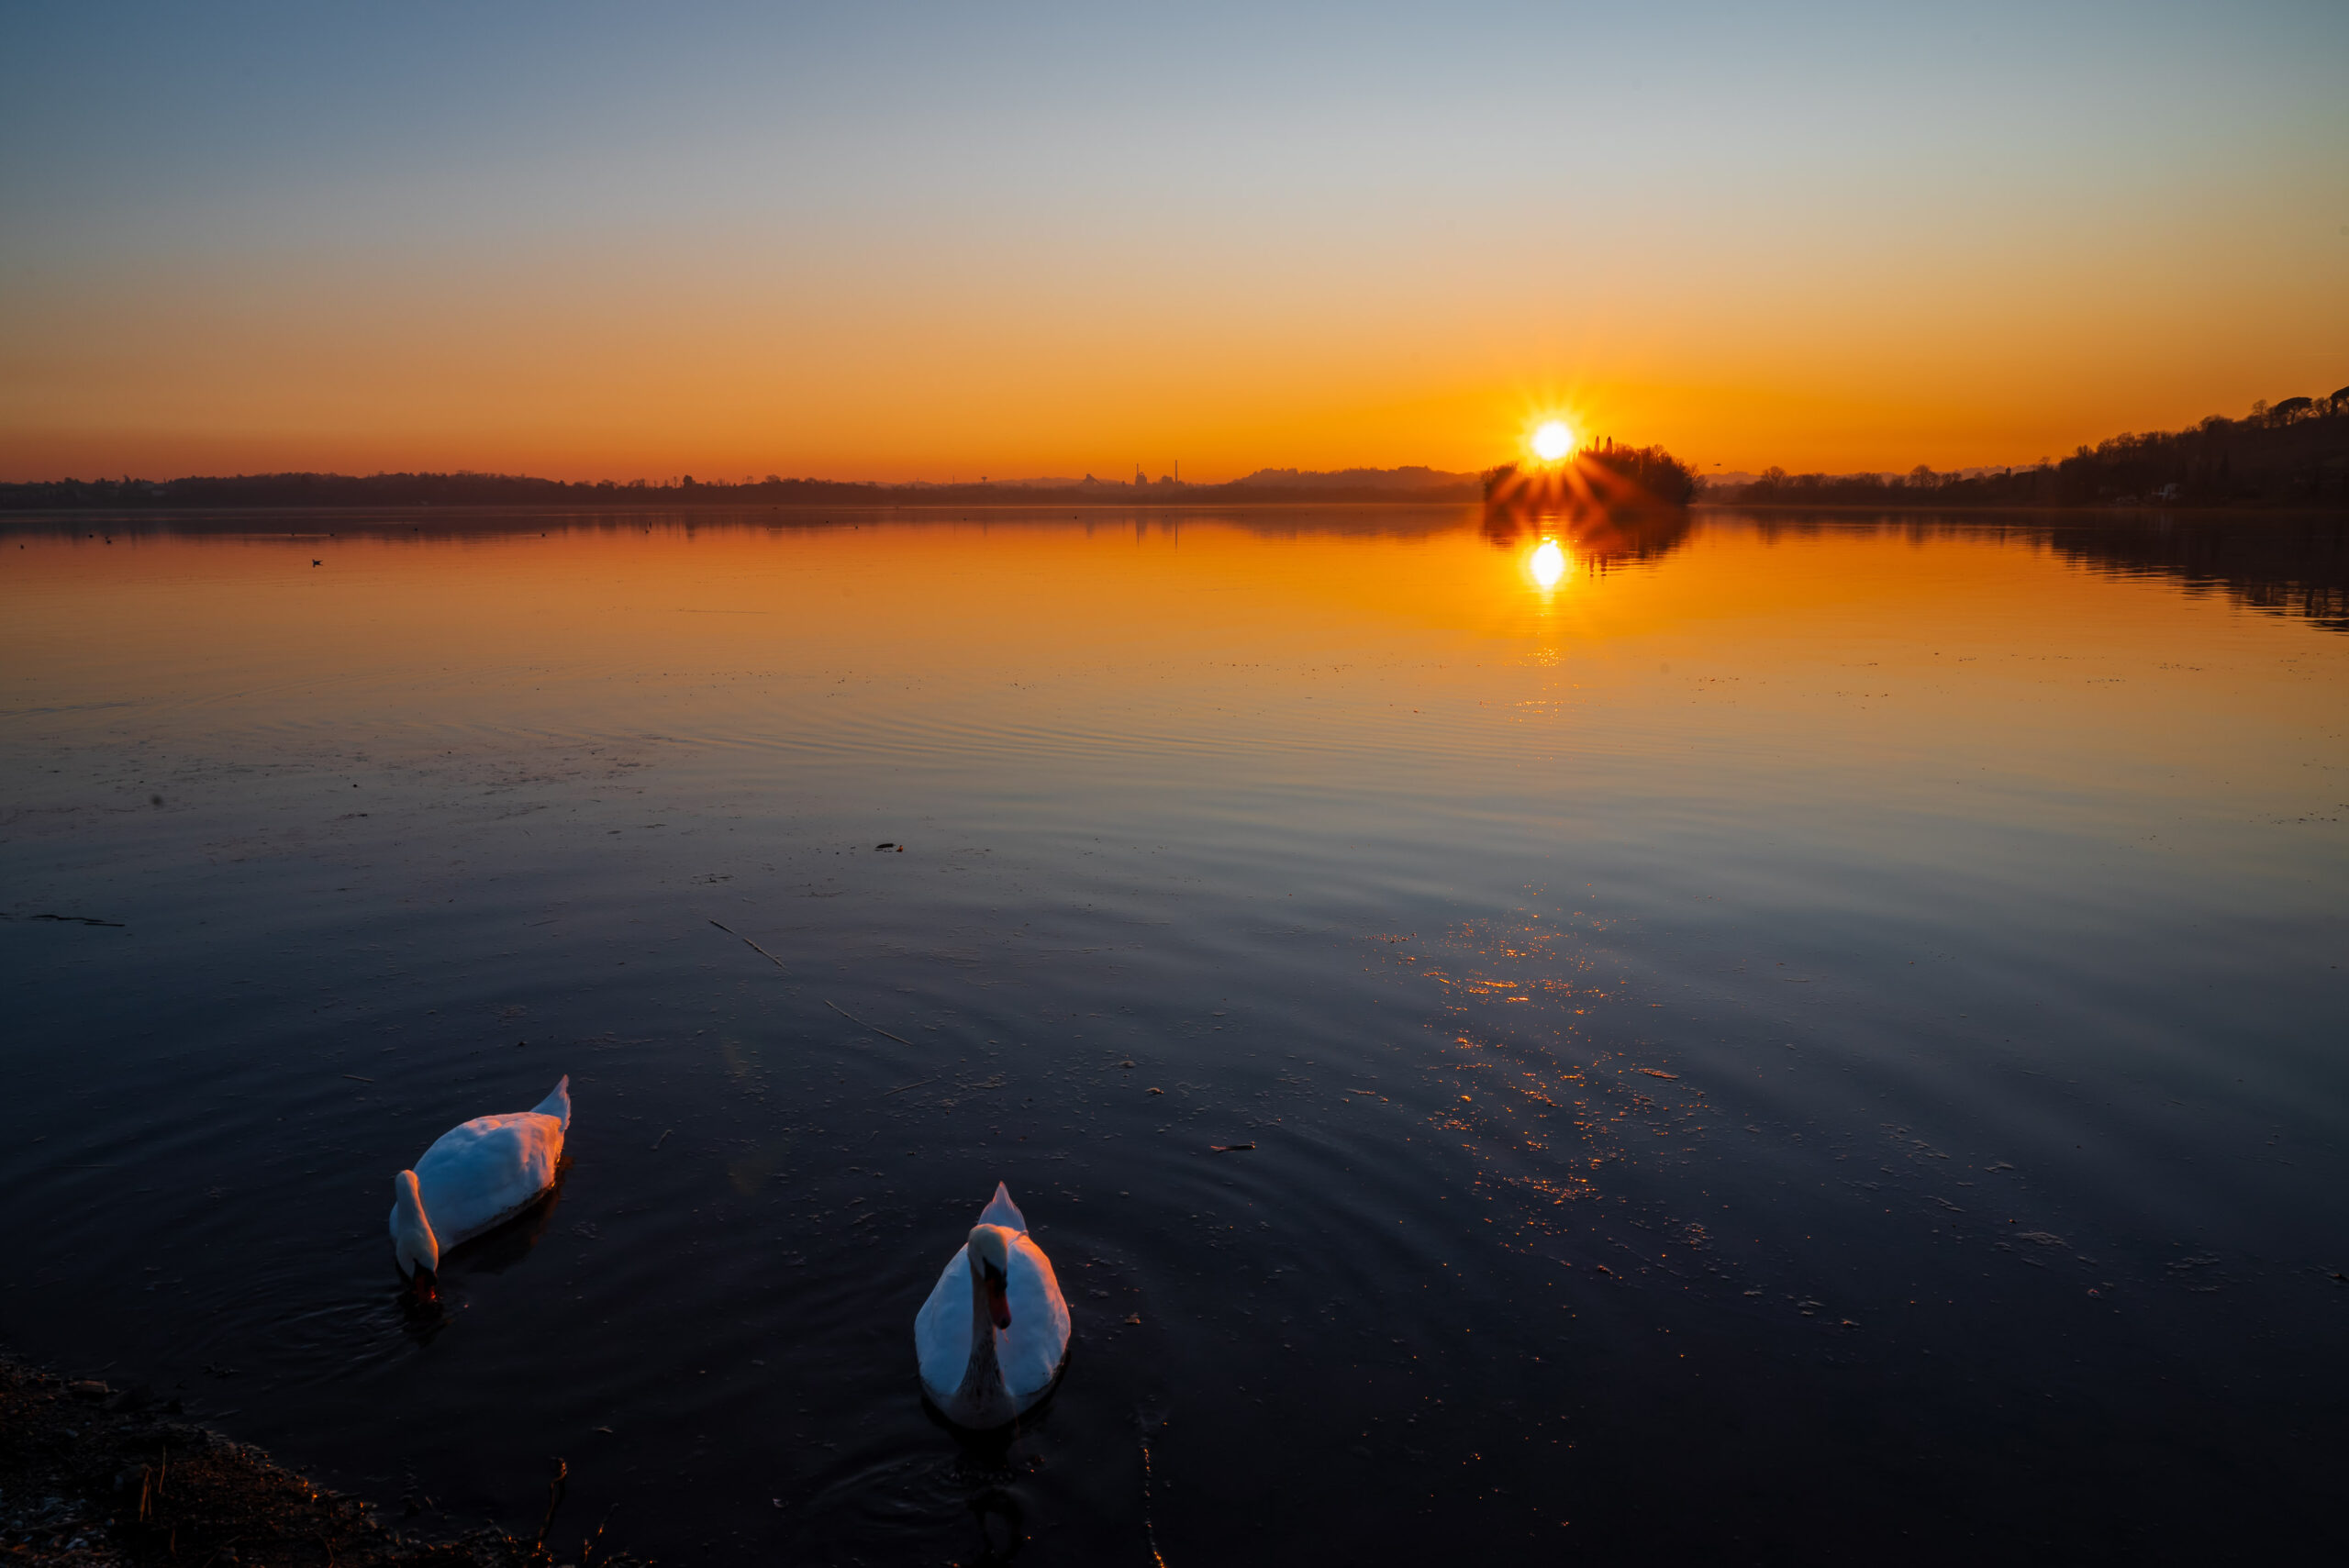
[3,506,2345,1564]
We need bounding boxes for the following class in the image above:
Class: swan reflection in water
[395,1169,568,1339]
[912,1403,1051,1563]
[963,1487,1026,1565]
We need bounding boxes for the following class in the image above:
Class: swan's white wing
[914,1244,974,1403]
[975,1182,1027,1233]
[1001,1231,1070,1403]
[413,1110,562,1245]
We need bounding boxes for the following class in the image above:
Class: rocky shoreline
[0,1359,643,1568]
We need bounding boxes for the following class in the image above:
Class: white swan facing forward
[390,1076,570,1284]
[915,1183,1071,1429]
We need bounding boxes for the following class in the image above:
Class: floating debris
[824,998,914,1046]
[1208,1143,1256,1153]
[709,918,791,974]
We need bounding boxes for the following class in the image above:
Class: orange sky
[3,6,2343,484]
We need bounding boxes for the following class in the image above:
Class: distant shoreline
[0,473,1487,515]
[2,497,2342,529]
[1691,498,2349,517]
[0,495,1497,524]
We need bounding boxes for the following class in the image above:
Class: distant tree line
[1480,439,1698,513]
[1717,387,2349,509]
[8,390,2339,513]
[1580,440,1698,506]
[0,468,1484,513]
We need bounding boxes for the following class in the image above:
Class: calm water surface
[3,506,2345,1564]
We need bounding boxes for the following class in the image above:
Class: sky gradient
[4,1,2344,483]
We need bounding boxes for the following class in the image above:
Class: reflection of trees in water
[2035,515,2349,632]
[1481,501,1695,574]
[1716,510,2349,634]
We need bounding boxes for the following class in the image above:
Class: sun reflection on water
[1529,538,1568,590]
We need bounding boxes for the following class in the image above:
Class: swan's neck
[393,1171,440,1278]
[947,1262,1017,1428]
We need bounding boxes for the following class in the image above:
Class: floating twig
[341,1073,374,1084]
[826,998,914,1046]
[651,1129,673,1150]
[884,1078,936,1096]
[1636,1069,1679,1080]
[710,918,791,974]
[1208,1142,1256,1153]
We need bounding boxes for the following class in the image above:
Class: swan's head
[968,1224,1016,1330]
[392,1169,440,1287]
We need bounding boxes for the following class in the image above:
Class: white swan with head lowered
[914,1183,1071,1428]
[389,1076,570,1287]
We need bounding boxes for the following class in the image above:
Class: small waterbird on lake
[390,1076,570,1294]
[914,1183,1071,1429]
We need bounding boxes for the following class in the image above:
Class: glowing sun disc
[1531,539,1567,588]
[1531,421,1574,462]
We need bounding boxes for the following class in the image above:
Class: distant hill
[1228,466,1478,492]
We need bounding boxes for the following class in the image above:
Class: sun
[1531,420,1575,462]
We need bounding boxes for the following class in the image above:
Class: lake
[3,505,2344,1564]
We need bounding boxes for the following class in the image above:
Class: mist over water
[4,506,2344,1563]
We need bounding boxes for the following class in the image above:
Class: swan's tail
[976,1181,1027,1233]
[533,1074,572,1131]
